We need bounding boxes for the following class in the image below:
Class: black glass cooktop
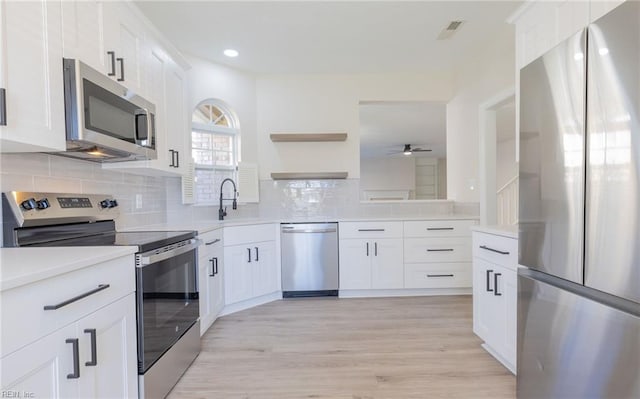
[27,230,196,253]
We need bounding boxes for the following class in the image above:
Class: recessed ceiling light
[224,49,239,58]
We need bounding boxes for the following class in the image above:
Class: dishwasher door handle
[281,228,337,234]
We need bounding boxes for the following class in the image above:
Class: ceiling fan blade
[412,148,432,152]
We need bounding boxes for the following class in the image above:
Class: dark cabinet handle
[175,151,179,168]
[366,242,369,256]
[486,269,494,292]
[205,238,221,246]
[247,248,251,263]
[427,248,454,252]
[255,247,259,262]
[0,88,6,126]
[374,242,378,256]
[66,338,80,379]
[480,245,510,255]
[116,57,124,81]
[209,258,215,277]
[358,228,385,232]
[427,274,454,278]
[84,329,97,366]
[169,149,175,167]
[427,227,454,231]
[494,273,502,296]
[44,284,110,310]
[214,257,218,275]
[107,51,116,76]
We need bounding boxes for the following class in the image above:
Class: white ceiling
[135,1,522,75]
[359,101,446,159]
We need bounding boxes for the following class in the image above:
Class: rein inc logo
[1,391,34,398]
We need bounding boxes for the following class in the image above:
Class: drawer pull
[205,238,221,245]
[358,228,385,232]
[427,248,454,252]
[480,245,510,255]
[426,274,454,278]
[427,227,454,231]
[44,284,110,310]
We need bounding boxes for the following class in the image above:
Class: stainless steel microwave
[59,58,157,162]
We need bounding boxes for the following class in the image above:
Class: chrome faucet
[218,178,238,220]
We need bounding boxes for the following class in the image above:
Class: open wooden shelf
[270,172,348,180]
[270,133,347,142]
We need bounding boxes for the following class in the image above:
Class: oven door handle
[136,239,201,267]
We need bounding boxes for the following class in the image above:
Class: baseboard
[219,291,282,316]
[339,288,472,298]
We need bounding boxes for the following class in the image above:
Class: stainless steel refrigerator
[518,2,640,398]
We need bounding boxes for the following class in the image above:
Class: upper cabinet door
[102,2,146,96]
[61,1,107,73]
[0,0,66,152]
[585,1,640,304]
[165,60,188,174]
[518,29,586,285]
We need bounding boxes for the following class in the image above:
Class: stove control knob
[36,198,50,210]
[100,199,118,209]
[21,198,37,211]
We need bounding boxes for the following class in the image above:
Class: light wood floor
[168,296,515,399]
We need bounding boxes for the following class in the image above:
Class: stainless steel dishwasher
[281,222,339,298]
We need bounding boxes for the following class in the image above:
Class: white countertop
[470,224,518,239]
[0,246,138,292]
[125,214,480,235]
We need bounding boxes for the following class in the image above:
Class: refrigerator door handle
[486,269,494,292]
[494,273,502,296]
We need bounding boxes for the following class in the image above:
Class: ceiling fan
[388,144,432,155]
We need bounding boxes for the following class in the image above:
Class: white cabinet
[1,255,138,398]
[102,2,146,95]
[103,42,189,177]
[472,230,518,374]
[198,229,224,335]
[402,220,476,289]
[223,224,279,305]
[0,0,66,152]
[338,222,404,290]
[61,1,107,73]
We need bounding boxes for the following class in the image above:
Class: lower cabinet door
[211,259,225,318]
[77,294,137,399]
[252,241,278,297]
[338,239,371,289]
[199,256,215,335]
[224,245,253,304]
[472,258,495,343]
[371,238,404,289]
[1,324,78,398]
[486,266,517,368]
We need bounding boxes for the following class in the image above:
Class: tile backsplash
[1,153,479,230]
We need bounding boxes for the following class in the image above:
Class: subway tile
[0,173,35,192]
[49,156,93,179]
[0,153,50,176]
[33,176,82,193]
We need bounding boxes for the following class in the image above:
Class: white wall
[446,25,516,202]
[255,72,453,180]
[497,138,517,189]
[360,157,416,197]
[186,54,258,164]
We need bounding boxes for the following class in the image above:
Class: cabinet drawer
[339,221,403,239]
[199,228,223,257]
[224,223,275,246]
[1,255,134,358]
[472,232,517,270]
[404,237,471,263]
[404,219,477,238]
[404,263,472,288]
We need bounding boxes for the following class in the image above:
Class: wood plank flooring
[168,296,515,399]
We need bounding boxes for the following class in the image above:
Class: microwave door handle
[134,109,150,143]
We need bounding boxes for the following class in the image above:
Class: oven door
[136,239,200,373]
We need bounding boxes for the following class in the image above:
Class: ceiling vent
[437,20,465,40]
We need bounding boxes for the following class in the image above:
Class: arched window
[191,99,240,204]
